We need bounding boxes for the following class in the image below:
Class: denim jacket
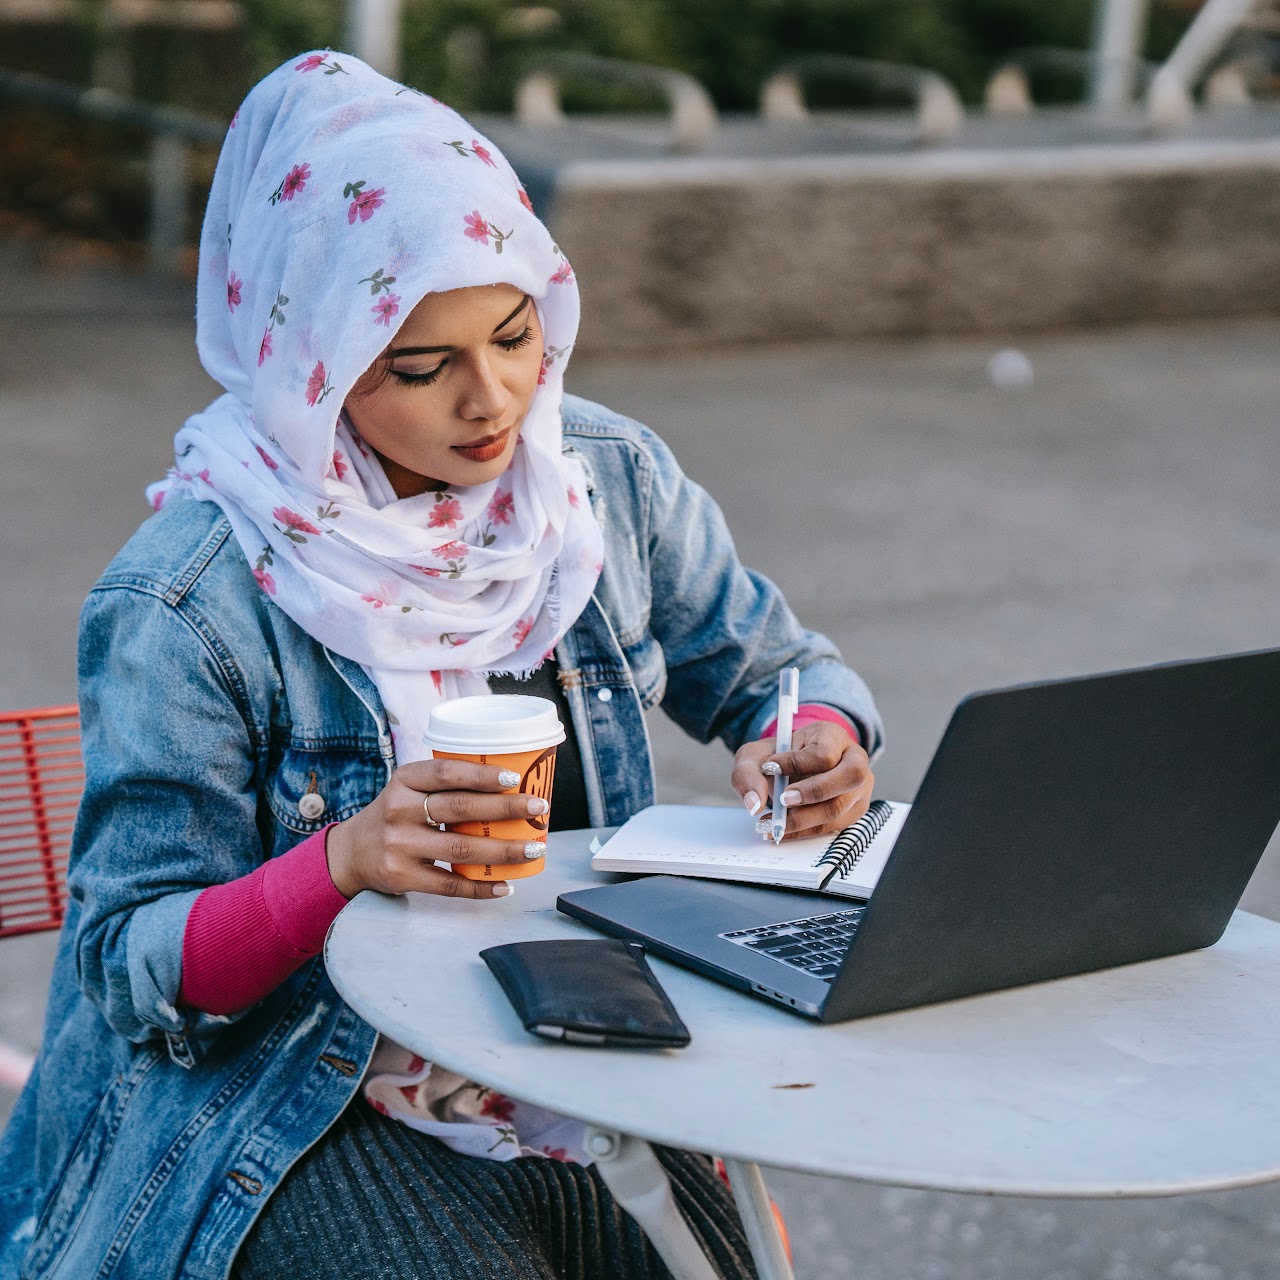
[0,395,882,1279]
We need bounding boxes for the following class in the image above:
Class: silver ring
[422,794,445,830]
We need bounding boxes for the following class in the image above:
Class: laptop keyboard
[720,907,866,983]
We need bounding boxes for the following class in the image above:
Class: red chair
[0,705,82,1090]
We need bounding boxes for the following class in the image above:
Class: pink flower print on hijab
[273,506,322,542]
[253,546,277,594]
[295,53,347,75]
[463,210,513,254]
[480,1092,515,1123]
[305,361,334,406]
[486,488,514,525]
[432,540,468,579]
[372,293,400,326]
[512,616,534,648]
[427,493,462,529]
[227,273,243,311]
[344,179,385,224]
[360,266,400,325]
[443,139,495,167]
[255,444,279,470]
[257,293,286,367]
[330,449,348,481]
[270,163,310,205]
[549,260,573,285]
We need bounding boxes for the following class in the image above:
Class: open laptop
[558,648,1280,1022]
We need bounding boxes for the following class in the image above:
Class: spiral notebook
[589,800,911,900]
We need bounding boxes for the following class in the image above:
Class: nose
[457,350,513,424]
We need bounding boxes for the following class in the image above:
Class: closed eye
[391,363,445,386]
[390,323,533,387]
[496,325,533,352]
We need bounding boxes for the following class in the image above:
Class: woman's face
[344,283,544,498]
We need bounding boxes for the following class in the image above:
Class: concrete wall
[554,139,1280,352]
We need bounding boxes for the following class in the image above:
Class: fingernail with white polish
[498,770,521,788]
[527,796,549,816]
[524,842,546,859]
[743,790,763,816]
[493,883,512,897]
[781,789,801,807]
[760,761,781,777]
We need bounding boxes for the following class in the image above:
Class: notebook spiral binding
[815,799,894,882]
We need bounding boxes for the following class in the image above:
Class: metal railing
[514,52,718,152]
[984,47,1156,114]
[760,55,964,145]
[1147,0,1266,125]
[0,68,226,273]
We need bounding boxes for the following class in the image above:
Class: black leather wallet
[480,939,691,1049]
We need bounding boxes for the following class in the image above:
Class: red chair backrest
[0,707,82,939]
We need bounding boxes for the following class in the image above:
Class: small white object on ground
[987,349,1035,390]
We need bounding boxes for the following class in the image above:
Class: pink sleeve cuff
[179,825,348,1016]
[759,704,861,745]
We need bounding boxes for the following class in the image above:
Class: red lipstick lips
[452,427,512,463]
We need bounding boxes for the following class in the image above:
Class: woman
[0,52,883,1279]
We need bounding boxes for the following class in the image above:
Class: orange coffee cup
[424,695,565,881]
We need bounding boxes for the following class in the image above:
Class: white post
[345,0,403,79]
[1147,0,1257,125]
[721,1158,796,1280]
[1091,0,1150,108]
[584,1128,722,1280]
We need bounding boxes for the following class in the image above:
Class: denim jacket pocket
[22,1044,164,1279]
[264,742,383,845]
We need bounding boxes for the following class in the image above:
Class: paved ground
[3,256,1280,1276]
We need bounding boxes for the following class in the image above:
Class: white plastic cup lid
[424,694,566,754]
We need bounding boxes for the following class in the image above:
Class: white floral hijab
[147,51,602,762]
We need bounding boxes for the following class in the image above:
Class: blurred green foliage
[234,0,1196,113]
[0,0,1199,249]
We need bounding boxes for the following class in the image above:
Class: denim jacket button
[596,687,613,703]
[298,792,327,820]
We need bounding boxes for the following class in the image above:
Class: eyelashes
[390,325,535,388]
[495,325,534,352]
[391,365,444,387]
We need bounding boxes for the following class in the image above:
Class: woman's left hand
[731,721,874,841]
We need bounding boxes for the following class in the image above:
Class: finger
[396,757,522,794]
[399,862,514,900]
[779,785,872,840]
[430,830,548,867]
[762,737,865,783]
[730,740,776,816]
[773,748,872,810]
[421,789,550,826]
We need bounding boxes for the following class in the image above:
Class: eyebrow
[386,295,531,358]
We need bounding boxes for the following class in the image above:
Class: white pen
[770,667,799,845]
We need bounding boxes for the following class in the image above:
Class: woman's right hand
[325,758,547,900]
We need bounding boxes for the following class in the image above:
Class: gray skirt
[232,1098,758,1280]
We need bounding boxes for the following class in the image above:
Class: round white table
[326,828,1280,1280]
